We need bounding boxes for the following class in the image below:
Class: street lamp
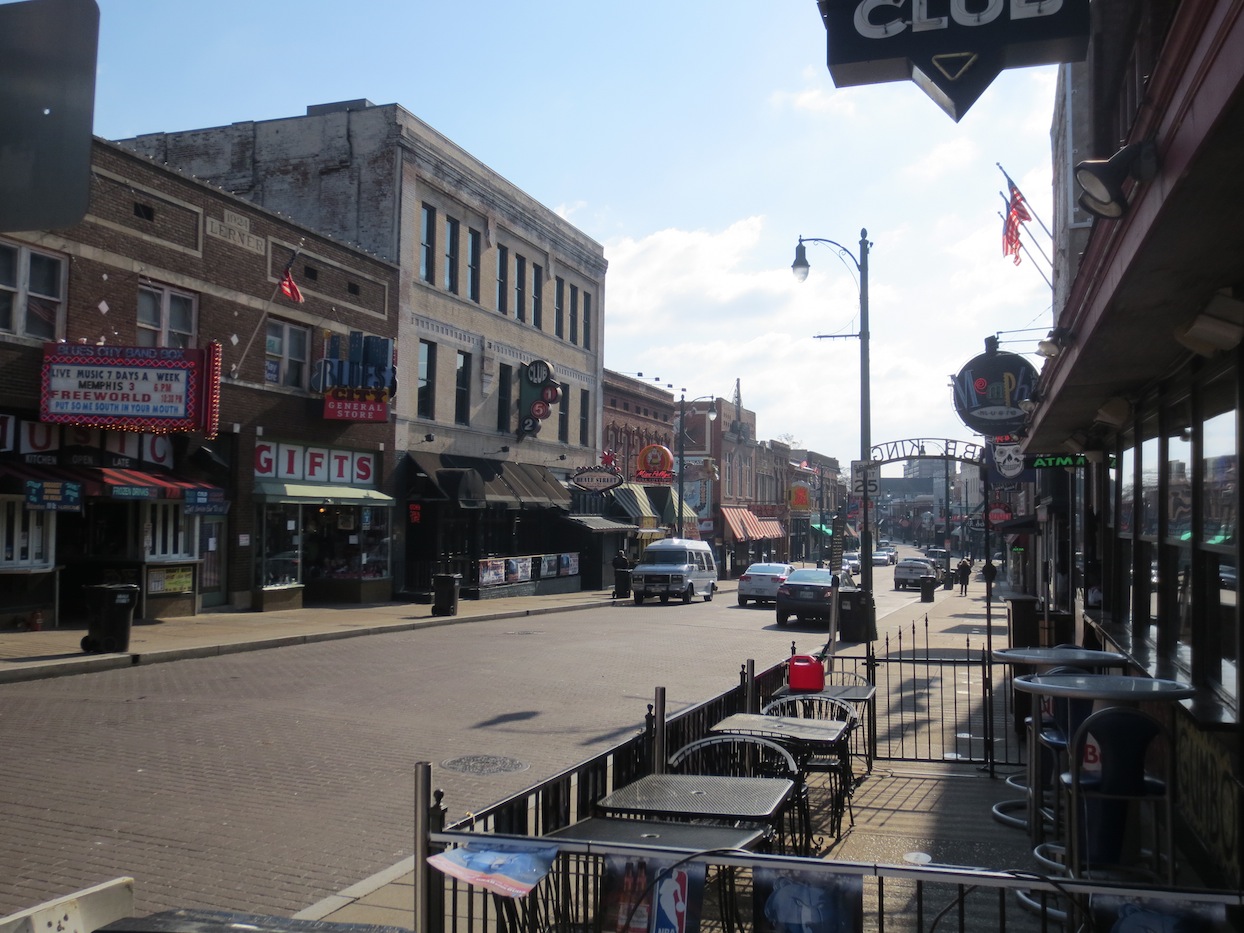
[676,390,717,538]
[792,229,873,617]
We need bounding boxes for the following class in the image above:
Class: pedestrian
[957,557,971,595]
[612,549,631,571]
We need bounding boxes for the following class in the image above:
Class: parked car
[870,550,891,566]
[775,567,838,626]
[842,551,862,574]
[894,557,940,590]
[879,546,898,564]
[737,562,796,606]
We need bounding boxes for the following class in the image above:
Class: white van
[630,538,718,604]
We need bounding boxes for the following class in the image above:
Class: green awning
[811,523,833,536]
[254,481,394,505]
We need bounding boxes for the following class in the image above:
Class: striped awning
[610,482,659,521]
[721,506,766,541]
[562,515,639,534]
[756,518,786,539]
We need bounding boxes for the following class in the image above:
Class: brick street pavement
[0,564,1041,930]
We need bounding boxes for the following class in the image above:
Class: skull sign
[992,442,1026,479]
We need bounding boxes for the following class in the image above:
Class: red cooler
[788,654,826,692]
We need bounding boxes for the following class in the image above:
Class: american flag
[280,266,305,303]
[1002,183,1031,265]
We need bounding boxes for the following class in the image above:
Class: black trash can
[919,575,938,603]
[838,587,877,642]
[613,568,632,600]
[431,573,461,616]
[82,583,139,653]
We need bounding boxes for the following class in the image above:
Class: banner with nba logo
[602,856,707,933]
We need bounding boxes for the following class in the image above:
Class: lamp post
[792,230,872,619]
[676,390,717,539]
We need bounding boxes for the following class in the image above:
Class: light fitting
[791,241,810,282]
[1036,326,1073,359]
[1094,397,1131,429]
[1175,292,1244,356]
[1074,141,1159,219]
[420,433,435,442]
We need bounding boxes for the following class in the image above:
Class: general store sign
[819,0,1090,120]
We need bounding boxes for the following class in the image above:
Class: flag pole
[997,211,1053,289]
[996,163,1053,240]
[231,240,303,379]
[998,191,1053,268]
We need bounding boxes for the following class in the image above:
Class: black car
[774,568,838,626]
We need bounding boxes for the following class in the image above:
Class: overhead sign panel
[818,0,1090,121]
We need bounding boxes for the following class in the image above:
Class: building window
[532,263,543,329]
[137,283,196,348]
[0,240,63,340]
[0,498,54,569]
[467,227,482,302]
[444,216,460,294]
[514,254,526,323]
[583,292,592,350]
[554,277,565,338]
[558,382,570,442]
[420,204,436,284]
[579,388,590,446]
[418,339,436,419]
[455,350,471,425]
[496,245,509,315]
[570,284,579,345]
[145,502,195,560]
[264,319,309,388]
[497,362,513,433]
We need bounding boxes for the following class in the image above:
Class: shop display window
[259,503,302,587]
[0,498,54,569]
[304,505,390,580]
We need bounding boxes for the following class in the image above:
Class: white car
[842,551,862,574]
[737,562,796,606]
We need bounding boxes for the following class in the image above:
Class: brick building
[1,138,399,622]
[120,100,607,599]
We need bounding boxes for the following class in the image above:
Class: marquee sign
[40,342,222,437]
[818,0,1090,120]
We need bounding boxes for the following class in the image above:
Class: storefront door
[199,516,226,608]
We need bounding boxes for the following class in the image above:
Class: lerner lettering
[854,0,1063,40]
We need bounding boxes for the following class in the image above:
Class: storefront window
[1166,397,1193,665]
[1201,369,1238,699]
[0,499,53,568]
[144,502,196,560]
[304,505,390,579]
[260,503,302,586]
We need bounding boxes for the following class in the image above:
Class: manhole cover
[440,754,530,775]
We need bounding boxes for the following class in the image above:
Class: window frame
[467,227,482,303]
[144,501,197,562]
[532,264,544,329]
[497,362,513,433]
[138,282,197,349]
[554,276,565,338]
[420,204,437,284]
[579,387,590,446]
[496,245,509,315]
[417,339,437,420]
[0,239,65,341]
[558,381,570,442]
[583,292,593,350]
[263,318,310,389]
[444,216,460,294]
[515,255,527,323]
[0,496,55,569]
[455,350,471,426]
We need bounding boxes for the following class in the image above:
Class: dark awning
[992,514,1038,533]
[0,461,228,510]
[561,515,639,534]
[404,452,568,509]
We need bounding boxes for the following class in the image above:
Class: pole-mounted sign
[817,0,1090,121]
[516,359,561,441]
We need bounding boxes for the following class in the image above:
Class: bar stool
[1060,706,1173,882]
[1031,666,1092,868]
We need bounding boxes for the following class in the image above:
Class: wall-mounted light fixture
[1175,292,1244,356]
[1036,326,1074,359]
[1094,397,1132,429]
[419,433,436,443]
[1075,140,1159,219]
[1018,390,1043,414]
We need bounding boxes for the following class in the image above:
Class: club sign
[516,359,561,441]
[818,0,1090,120]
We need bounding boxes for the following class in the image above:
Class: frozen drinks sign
[819,0,1089,120]
[952,349,1037,435]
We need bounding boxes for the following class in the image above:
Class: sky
[84,0,1059,474]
